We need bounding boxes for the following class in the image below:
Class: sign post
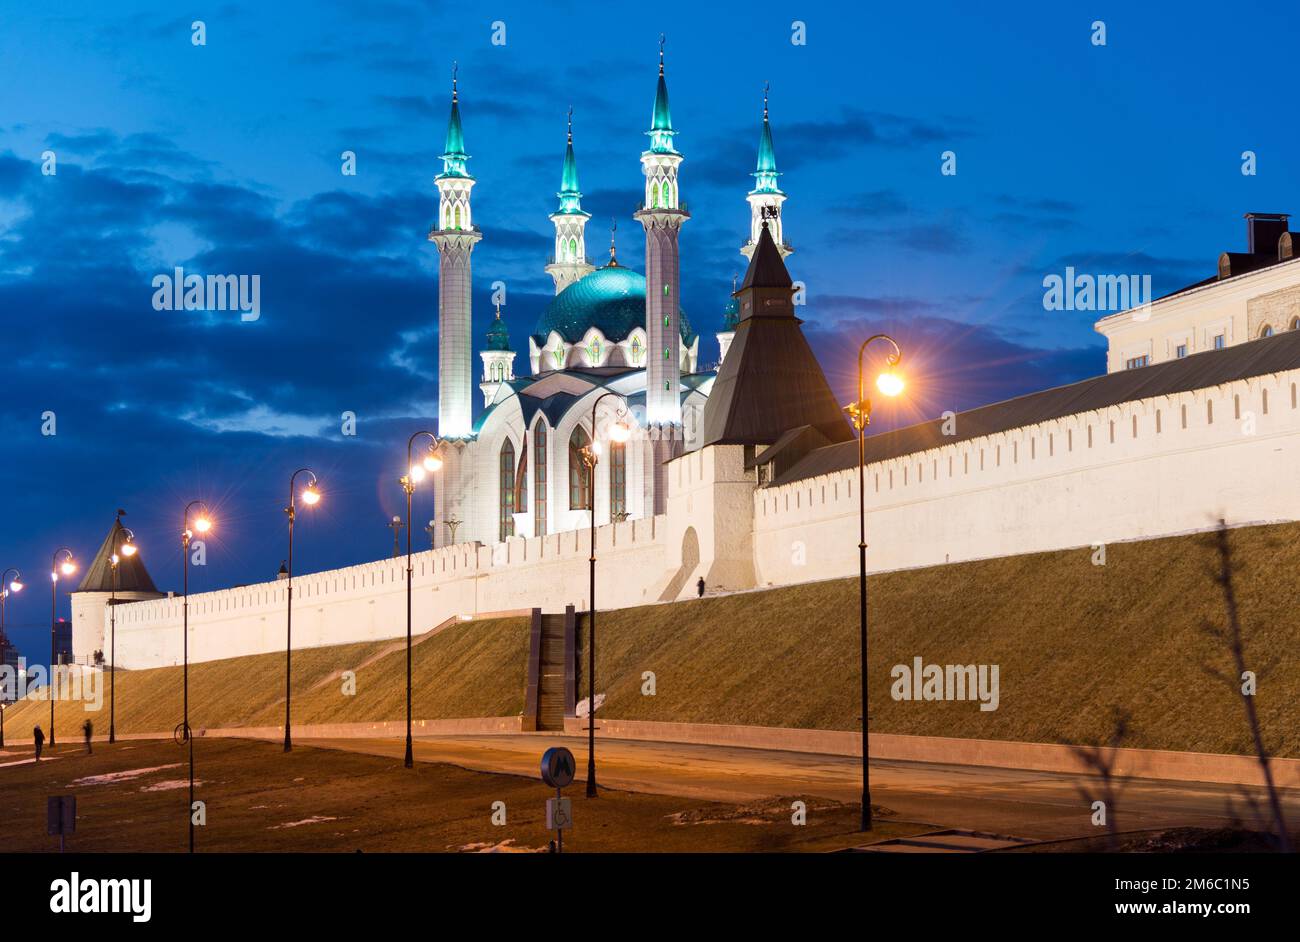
[540,746,575,854]
[47,795,76,853]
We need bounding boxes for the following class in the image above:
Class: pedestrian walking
[82,719,93,755]
[33,725,44,761]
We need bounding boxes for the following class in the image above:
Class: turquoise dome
[533,264,695,345]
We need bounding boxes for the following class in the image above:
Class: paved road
[305,733,1300,842]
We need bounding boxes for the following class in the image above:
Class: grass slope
[7,522,1299,758]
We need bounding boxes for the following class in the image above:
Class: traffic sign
[540,746,575,789]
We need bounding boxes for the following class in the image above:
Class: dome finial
[452,60,458,103]
[763,81,769,120]
[567,105,573,143]
[608,218,619,266]
[659,33,665,76]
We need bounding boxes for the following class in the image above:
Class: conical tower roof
[74,517,159,593]
[701,225,851,447]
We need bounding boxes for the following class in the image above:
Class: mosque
[428,47,795,546]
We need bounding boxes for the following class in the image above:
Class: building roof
[485,310,511,351]
[438,71,471,180]
[751,88,781,194]
[555,111,586,216]
[701,225,853,448]
[647,46,678,154]
[532,263,695,345]
[74,517,159,594]
[772,327,1300,487]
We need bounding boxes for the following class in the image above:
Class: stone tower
[741,84,791,261]
[545,109,595,294]
[429,65,481,440]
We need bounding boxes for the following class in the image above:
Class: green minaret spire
[647,34,678,154]
[438,61,471,180]
[751,82,781,194]
[556,107,585,215]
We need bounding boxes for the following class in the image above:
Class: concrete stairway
[523,606,576,731]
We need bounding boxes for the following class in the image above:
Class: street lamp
[180,500,212,853]
[400,432,443,768]
[109,517,137,744]
[283,469,321,753]
[576,391,633,798]
[0,567,23,748]
[844,334,904,831]
[49,548,76,747]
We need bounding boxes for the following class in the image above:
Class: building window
[1214,334,1226,350]
[569,426,591,510]
[610,440,626,519]
[499,439,516,542]
[1125,355,1149,370]
[630,335,644,363]
[533,421,547,536]
[1261,324,1275,338]
[1175,344,1188,358]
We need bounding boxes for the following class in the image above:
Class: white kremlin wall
[92,365,1300,669]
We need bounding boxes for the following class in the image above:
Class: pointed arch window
[610,439,627,519]
[533,420,548,536]
[650,181,660,209]
[453,205,462,230]
[569,426,591,510]
[629,335,644,363]
[499,439,516,541]
[568,236,578,260]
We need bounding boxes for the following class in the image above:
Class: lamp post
[0,567,24,748]
[180,501,213,853]
[576,391,633,798]
[283,469,321,753]
[844,334,904,831]
[400,432,443,768]
[109,520,138,745]
[49,548,76,747]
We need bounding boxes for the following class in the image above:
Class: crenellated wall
[752,369,1300,584]
[97,366,1300,670]
[108,517,667,669]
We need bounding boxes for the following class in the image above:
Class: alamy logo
[1,658,102,710]
[50,872,151,922]
[1042,268,1152,315]
[890,657,1000,711]
[151,267,260,322]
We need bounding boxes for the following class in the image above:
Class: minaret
[741,83,791,260]
[717,274,740,364]
[545,108,595,294]
[634,36,688,428]
[479,303,515,406]
[428,63,481,440]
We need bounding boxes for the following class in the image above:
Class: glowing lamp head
[609,421,632,444]
[121,542,137,557]
[9,579,23,593]
[422,451,443,473]
[60,560,77,576]
[194,517,212,534]
[875,370,905,398]
[111,553,120,566]
[408,464,427,484]
[302,484,321,506]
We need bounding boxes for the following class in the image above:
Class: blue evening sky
[1,0,1296,661]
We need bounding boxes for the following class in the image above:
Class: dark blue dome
[533,265,695,345]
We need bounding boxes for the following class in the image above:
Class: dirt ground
[0,737,922,853]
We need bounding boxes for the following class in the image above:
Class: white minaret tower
[479,303,515,406]
[633,37,688,515]
[428,63,480,440]
[741,83,791,260]
[634,37,688,429]
[545,108,595,294]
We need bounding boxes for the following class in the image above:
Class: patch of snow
[140,779,196,792]
[269,816,338,830]
[70,764,181,787]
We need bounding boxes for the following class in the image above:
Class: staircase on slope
[523,606,576,732]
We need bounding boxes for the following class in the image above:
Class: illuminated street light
[844,333,904,832]
[576,391,634,799]
[0,566,22,749]
[284,469,321,752]
[109,512,138,744]
[49,547,76,747]
[400,431,443,768]
[180,500,213,854]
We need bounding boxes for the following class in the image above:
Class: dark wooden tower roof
[700,224,852,448]
[74,517,159,593]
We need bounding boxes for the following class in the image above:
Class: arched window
[569,426,591,510]
[1292,317,1300,331]
[453,205,462,230]
[568,237,578,260]
[499,439,515,541]
[610,439,627,519]
[1261,324,1275,338]
[533,420,548,536]
[649,182,660,209]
